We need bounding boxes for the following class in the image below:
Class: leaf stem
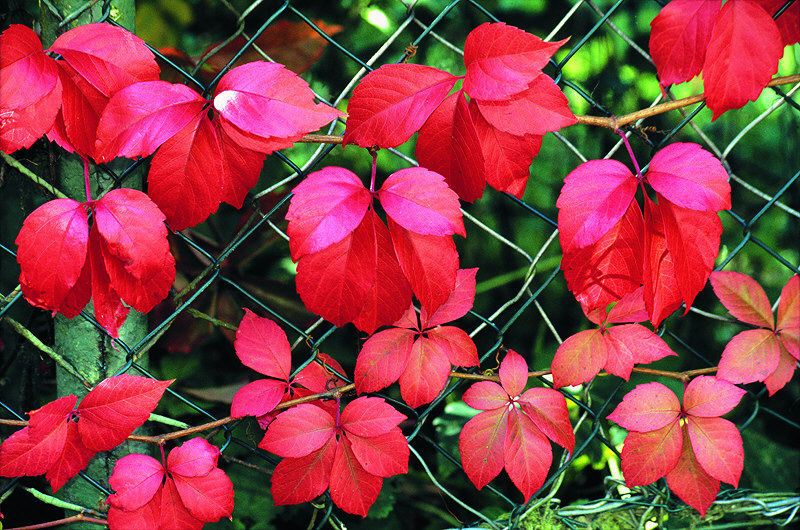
[617,129,642,179]
[82,157,92,202]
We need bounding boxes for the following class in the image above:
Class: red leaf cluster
[260,396,409,516]
[711,272,798,394]
[355,268,480,407]
[16,189,175,337]
[286,166,465,334]
[551,289,676,387]
[0,375,171,491]
[649,0,797,119]
[343,22,575,200]
[230,309,346,425]
[558,142,731,326]
[608,376,745,516]
[107,437,234,529]
[459,350,575,501]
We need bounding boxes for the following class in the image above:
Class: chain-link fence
[1,0,799,528]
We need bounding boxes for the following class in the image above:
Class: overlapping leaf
[459,350,574,501]
[107,437,233,528]
[0,375,171,492]
[608,376,745,516]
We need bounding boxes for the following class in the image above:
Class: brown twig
[5,515,108,530]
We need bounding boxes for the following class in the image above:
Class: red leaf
[15,198,89,318]
[355,327,415,395]
[642,197,682,326]
[710,271,775,328]
[777,275,799,360]
[463,381,509,411]
[422,268,478,328]
[686,416,743,487]
[44,421,94,492]
[459,407,508,490]
[602,324,676,380]
[87,231,128,337]
[158,478,205,529]
[52,61,108,158]
[557,159,637,251]
[683,375,746,418]
[271,437,336,506]
[469,98,542,198]
[259,404,335,458]
[503,409,552,501]
[340,397,406,438]
[463,22,567,101]
[329,436,383,517]
[518,388,575,451]
[213,61,344,153]
[166,437,220,477]
[756,0,800,46]
[551,329,607,388]
[764,344,798,395]
[665,430,719,517]
[95,80,206,162]
[604,288,649,324]
[499,350,528,397]
[387,218,459,314]
[703,0,784,120]
[427,326,479,368]
[107,454,164,511]
[562,201,644,313]
[92,189,176,314]
[717,328,781,383]
[234,309,292,380]
[347,428,409,477]
[645,143,731,212]
[620,422,683,487]
[286,166,372,260]
[378,167,465,237]
[172,468,234,522]
[607,382,680,432]
[230,379,287,419]
[0,25,62,153]
[147,113,225,231]
[77,374,172,452]
[48,23,159,98]
[649,0,720,86]
[415,90,487,202]
[398,336,453,408]
[214,119,266,208]
[107,488,164,530]
[343,63,458,148]
[473,73,576,136]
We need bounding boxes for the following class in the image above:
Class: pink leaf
[398,336,453,408]
[77,375,172,452]
[646,143,731,212]
[682,376,746,417]
[557,159,637,251]
[426,326,479,368]
[347,428,409,477]
[270,438,336,506]
[462,381,509,411]
[230,379,287,419]
[665,432,720,517]
[172,469,234,522]
[503,409,552,501]
[604,288,649,324]
[763,344,798,395]
[147,113,225,231]
[286,166,372,260]
[464,22,567,101]
[378,167,465,237]
[551,329,607,388]
[259,404,335,458]
[703,0,784,120]
[621,422,683,487]
[777,275,799,335]
[95,80,206,162]
[710,271,775,328]
[717,328,781,384]
[329,437,383,517]
[686,416,743,487]
[603,324,676,381]
[518,387,575,451]
[166,437,219,478]
[108,454,164,511]
[15,198,89,318]
[422,268,478,328]
[213,61,344,153]
[355,328,415,395]
[343,63,458,148]
[649,0,721,86]
[51,61,107,159]
[340,397,406,438]
[416,90,486,202]
[159,478,205,529]
[48,23,159,97]
[459,407,508,490]
[473,74,576,136]
[499,350,529,397]
[234,309,292,380]
[607,382,680,432]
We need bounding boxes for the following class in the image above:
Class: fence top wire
[1,0,799,528]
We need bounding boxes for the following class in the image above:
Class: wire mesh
[1,0,799,528]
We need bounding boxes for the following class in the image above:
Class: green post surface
[40,1,148,525]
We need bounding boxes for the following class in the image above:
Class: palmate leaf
[710,271,775,328]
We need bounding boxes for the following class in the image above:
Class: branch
[297,74,800,144]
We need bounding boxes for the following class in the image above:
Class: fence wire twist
[1,0,799,529]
